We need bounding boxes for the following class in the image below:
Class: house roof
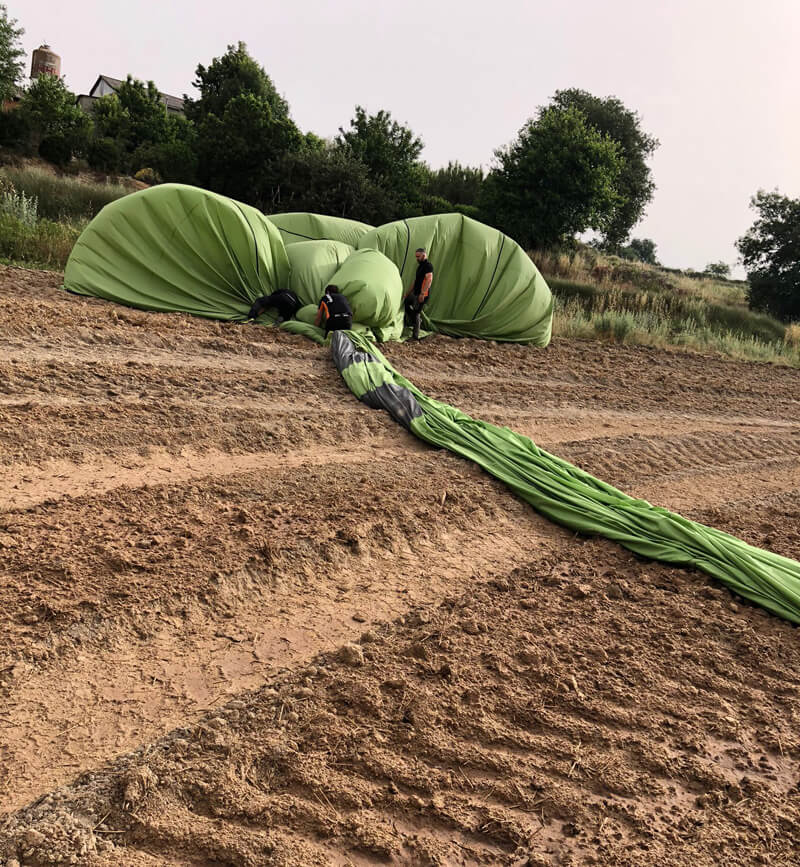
[88,74,185,112]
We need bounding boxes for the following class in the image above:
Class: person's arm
[247,297,268,319]
[418,271,433,301]
[313,302,324,328]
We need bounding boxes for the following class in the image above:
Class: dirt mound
[1,265,799,864]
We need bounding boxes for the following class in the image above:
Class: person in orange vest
[314,285,353,335]
[404,248,433,339]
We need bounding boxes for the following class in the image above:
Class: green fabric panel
[266,212,373,247]
[356,213,553,346]
[286,240,354,306]
[328,248,404,339]
[64,184,289,320]
[338,333,800,625]
[280,321,372,344]
[295,303,319,325]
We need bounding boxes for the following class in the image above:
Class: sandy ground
[0,264,799,865]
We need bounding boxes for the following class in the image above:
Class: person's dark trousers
[325,315,353,335]
[404,295,427,339]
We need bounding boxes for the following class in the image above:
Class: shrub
[0,108,30,148]
[421,194,453,215]
[0,179,37,225]
[134,166,161,185]
[0,166,129,220]
[38,133,73,167]
[0,211,82,268]
[88,136,123,173]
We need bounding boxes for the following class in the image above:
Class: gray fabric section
[361,382,424,430]
[330,331,423,429]
[330,330,362,375]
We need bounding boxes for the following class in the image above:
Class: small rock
[405,610,431,627]
[207,716,227,730]
[360,630,379,643]
[294,687,314,698]
[352,613,366,623]
[407,642,430,661]
[338,643,365,666]
[286,711,299,723]
[23,828,46,847]
[461,618,481,635]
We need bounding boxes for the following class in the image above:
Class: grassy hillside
[532,248,798,366]
[0,156,135,269]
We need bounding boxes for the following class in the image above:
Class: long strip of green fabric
[335,332,800,625]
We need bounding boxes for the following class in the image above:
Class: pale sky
[15,0,800,275]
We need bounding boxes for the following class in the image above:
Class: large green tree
[481,105,623,249]
[620,237,660,265]
[336,106,424,214]
[90,78,196,181]
[0,4,24,103]
[424,161,484,208]
[551,88,658,249]
[271,143,393,224]
[736,190,800,322]
[185,43,300,205]
[19,74,90,163]
[115,76,168,152]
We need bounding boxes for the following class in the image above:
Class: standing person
[404,248,434,339]
[247,289,301,324]
[314,285,353,335]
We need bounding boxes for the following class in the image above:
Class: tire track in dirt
[0,470,554,813]
[0,441,416,510]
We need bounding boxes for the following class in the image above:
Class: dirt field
[1,264,799,866]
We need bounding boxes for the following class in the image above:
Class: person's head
[325,284,338,294]
[415,248,427,263]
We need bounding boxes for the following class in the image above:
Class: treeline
[1,29,660,252]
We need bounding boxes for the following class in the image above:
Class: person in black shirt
[247,289,301,324]
[314,285,353,335]
[404,248,433,339]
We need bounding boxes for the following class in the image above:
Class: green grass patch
[0,212,84,269]
[0,165,130,221]
[547,276,787,347]
[553,296,799,367]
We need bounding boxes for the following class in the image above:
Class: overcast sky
[15,0,800,274]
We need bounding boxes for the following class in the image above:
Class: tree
[19,74,90,162]
[184,43,301,206]
[551,88,658,249]
[736,190,800,322]
[0,4,24,104]
[271,143,393,224]
[704,261,731,279]
[424,161,484,208]
[620,237,660,265]
[115,76,168,152]
[336,106,425,214]
[481,105,623,249]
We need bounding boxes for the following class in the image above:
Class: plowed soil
[1,264,799,866]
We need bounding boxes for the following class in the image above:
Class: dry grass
[533,246,796,367]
